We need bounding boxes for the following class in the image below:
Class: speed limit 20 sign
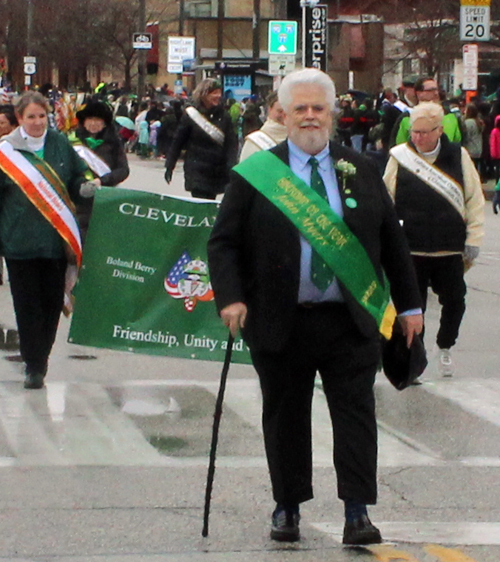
[460,0,490,42]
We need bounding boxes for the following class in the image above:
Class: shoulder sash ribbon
[72,143,112,179]
[0,140,82,266]
[233,150,396,339]
[245,130,277,151]
[390,143,465,218]
[186,106,225,146]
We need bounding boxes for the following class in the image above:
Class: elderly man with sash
[384,102,485,378]
[208,69,423,545]
[239,91,287,162]
[0,92,87,389]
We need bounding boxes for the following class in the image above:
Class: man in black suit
[208,69,423,545]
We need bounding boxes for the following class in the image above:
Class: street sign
[168,37,195,63]
[460,0,490,41]
[305,5,328,71]
[24,62,36,75]
[168,63,183,74]
[133,32,153,50]
[268,21,298,55]
[463,43,479,90]
[174,80,184,95]
[268,54,296,76]
[23,56,36,64]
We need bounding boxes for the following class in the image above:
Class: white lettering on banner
[184,334,219,352]
[118,203,216,227]
[112,325,180,347]
[174,214,187,226]
[107,256,134,268]
[134,262,157,275]
[220,338,246,351]
[112,269,145,283]
[147,208,160,220]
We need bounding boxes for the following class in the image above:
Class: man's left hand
[399,314,424,348]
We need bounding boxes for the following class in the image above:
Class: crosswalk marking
[0,382,165,466]
[1,377,500,469]
[312,521,500,546]
[424,378,500,428]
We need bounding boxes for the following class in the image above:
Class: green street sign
[268,20,298,55]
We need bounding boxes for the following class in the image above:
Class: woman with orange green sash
[0,92,87,389]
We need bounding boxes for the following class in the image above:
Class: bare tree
[34,0,111,89]
[99,0,141,92]
[384,0,462,80]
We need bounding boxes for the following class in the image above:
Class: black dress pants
[250,303,381,507]
[412,254,466,350]
[5,258,66,374]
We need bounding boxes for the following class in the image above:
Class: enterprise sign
[305,5,328,71]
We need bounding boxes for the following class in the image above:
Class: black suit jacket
[208,141,421,353]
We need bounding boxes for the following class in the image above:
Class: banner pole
[202,333,235,537]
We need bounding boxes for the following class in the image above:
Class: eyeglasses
[410,126,439,137]
[420,87,438,92]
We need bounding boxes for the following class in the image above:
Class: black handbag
[382,327,428,390]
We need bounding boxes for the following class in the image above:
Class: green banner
[68,188,251,364]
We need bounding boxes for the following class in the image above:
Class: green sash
[233,150,396,339]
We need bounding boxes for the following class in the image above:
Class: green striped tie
[309,157,334,291]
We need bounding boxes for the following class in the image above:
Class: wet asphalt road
[1,154,500,561]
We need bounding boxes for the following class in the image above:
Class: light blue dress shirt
[287,139,345,303]
[288,139,421,316]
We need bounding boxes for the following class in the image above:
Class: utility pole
[179,0,184,36]
[252,0,260,61]
[137,0,146,101]
[217,0,224,60]
[24,0,34,89]
[26,0,33,55]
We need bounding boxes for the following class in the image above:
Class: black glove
[493,191,500,215]
[164,168,172,184]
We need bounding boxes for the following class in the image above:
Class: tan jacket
[239,119,288,162]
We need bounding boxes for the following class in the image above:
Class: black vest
[394,136,466,253]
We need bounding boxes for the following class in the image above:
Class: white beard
[288,126,330,155]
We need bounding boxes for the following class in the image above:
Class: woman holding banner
[73,101,129,242]
[0,92,87,389]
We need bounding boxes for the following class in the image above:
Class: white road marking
[424,379,500,428]
[0,377,499,468]
[312,521,500,545]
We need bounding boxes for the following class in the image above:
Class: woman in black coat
[164,79,238,199]
[74,101,130,241]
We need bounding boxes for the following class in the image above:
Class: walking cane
[202,333,235,537]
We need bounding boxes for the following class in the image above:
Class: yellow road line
[425,544,479,562]
[367,545,421,561]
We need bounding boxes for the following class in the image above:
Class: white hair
[278,68,336,112]
[410,102,444,127]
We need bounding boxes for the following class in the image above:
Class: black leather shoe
[270,505,300,542]
[24,372,45,390]
[342,514,382,545]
